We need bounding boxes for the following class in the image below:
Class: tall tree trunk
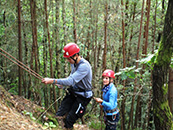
[2,11,7,88]
[100,1,108,129]
[43,43,48,108]
[50,0,57,112]
[18,0,22,96]
[42,0,49,108]
[120,0,126,129]
[146,1,158,129]
[29,0,34,100]
[23,21,28,98]
[44,0,53,78]
[44,0,56,111]
[93,0,100,99]
[127,2,138,130]
[146,88,153,130]
[135,0,151,128]
[126,2,136,67]
[152,0,173,129]
[115,44,122,74]
[73,0,77,43]
[30,0,40,104]
[62,0,68,77]
[168,68,173,114]
[93,2,98,90]
[86,0,92,62]
[152,0,157,54]
[55,0,62,108]
[103,0,108,71]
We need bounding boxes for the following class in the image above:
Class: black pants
[56,88,91,128]
[105,112,120,130]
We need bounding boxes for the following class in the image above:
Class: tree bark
[23,21,28,98]
[62,0,69,77]
[18,0,22,96]
[30,0,40,104]
[152,0,173,129]
[168,68,173,114]
[44,0,57,111]
[2,11,7,89]
[93,3,98,89]
[73,0,77,44]
[55,0,62,108]
[152,0,157,54]
[102,0,108,71]
[135,0,151,128]
[128,2,138,129]
[85,0,92,62]
[41,0,49,108]
[120,0,126,129]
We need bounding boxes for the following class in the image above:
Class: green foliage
[115,66,136,80]
[8,84,18,95]
[171,57,173,68]
[137,51,157,69]
[88,114,105,129]
[43,122,56,129]
[22,110,58,129]
[22,110,36,121]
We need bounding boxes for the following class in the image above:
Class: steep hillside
[0,86,45,130]
[0,86,90,130]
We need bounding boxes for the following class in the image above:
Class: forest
[0,0,173,130]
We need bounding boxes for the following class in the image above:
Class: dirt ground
[0,94,44,129]
[0,86,91,130]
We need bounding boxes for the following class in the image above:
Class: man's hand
[42,78,53,84]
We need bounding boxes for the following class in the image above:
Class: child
[94,69,119,130]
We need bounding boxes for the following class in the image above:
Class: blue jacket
[101,83,119,115]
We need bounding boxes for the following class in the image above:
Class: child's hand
[93,97,103,103]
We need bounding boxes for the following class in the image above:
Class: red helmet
[63,43,80,58]
[102,69,115,78]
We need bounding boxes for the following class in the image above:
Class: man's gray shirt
[56,58,92,97]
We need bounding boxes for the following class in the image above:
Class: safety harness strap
[106,107,119,113]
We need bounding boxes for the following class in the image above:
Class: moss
[162,83,168,97]
[155,39,172,66]
[154,99,173,128]
[154,84,172,127]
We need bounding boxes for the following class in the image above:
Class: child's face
[102,76,110,85]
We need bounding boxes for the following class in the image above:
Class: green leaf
[128,71,135,79]
[121,72,127,80]
[170,64,173,69]
[44,122,49,126]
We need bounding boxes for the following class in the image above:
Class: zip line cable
[0,48,43,80]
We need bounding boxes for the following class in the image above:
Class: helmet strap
[109,77,112,84]
[70,54,78,65]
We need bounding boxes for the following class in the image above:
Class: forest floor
[0,85,93,130]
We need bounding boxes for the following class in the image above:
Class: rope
[36,96,62,121]
[0,48,43,80]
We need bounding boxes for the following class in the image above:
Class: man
[42,43,93,130]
